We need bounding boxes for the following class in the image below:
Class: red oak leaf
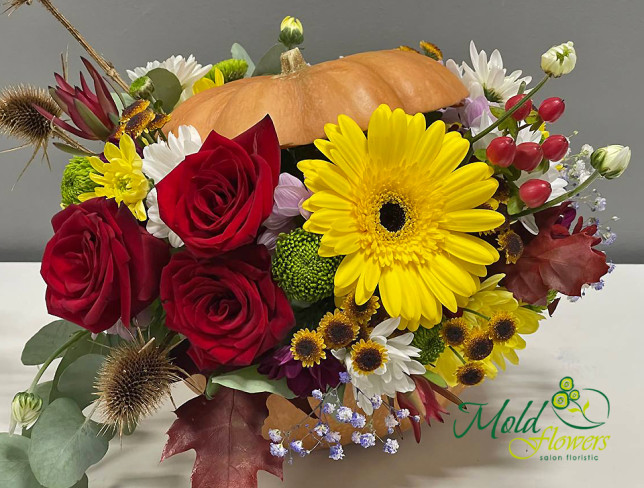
[497,202,609,305]
[161,388,283,488]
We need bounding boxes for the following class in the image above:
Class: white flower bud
[541,42,577,77]
[10,392,43,431]
[590,145,631,179]
[279,16,304,49]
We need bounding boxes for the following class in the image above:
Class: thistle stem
[512,170,601,218]
[36,0,130,91]
[468,75,550,145]
[27,330,90,393]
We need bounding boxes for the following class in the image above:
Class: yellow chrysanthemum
[79,134,149,221]
[298,105,505,331]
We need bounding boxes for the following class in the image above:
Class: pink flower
[258,173,312,250]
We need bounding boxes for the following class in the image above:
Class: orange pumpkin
[166,48,468,147]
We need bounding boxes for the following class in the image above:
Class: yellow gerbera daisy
[79,134,149,221]
[298,104,505,331]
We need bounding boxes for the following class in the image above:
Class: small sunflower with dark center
[350,339,388,375]
[341,290,380,325]
[497,229,524,264]
[441,317,469,347]
[493,179,511,204]
[456,362,486,386]
[463,332,494,361]
[488,311,518,343]
[318,310,360,349]
[419,41,443,61]
[411,325,445,365]
[397,45,420,53]
[95,335,182,437]
[290,329,326,367]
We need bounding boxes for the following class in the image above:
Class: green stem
[28,330,90,393]
[469,74,550,145]
[512,170,601,218]
[462,308,490,321]
[449,346,466,365]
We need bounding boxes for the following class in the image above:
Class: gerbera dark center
[295,338,317,358]
[379,201,406,232]
[355,348,384,372]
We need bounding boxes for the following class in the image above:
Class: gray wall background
[0,0,642,262]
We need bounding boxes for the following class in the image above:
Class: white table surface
[1,262,641,488]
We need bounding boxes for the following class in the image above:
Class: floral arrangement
[0,3,632,488]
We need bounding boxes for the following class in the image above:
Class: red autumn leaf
[498,202,609,305]
[161,388,283,488]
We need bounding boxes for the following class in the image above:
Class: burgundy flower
[35,57,119,140]
[258,346,344,397]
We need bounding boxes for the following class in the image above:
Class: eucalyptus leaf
[253,43,288,76]
[423,371,448,388]
[231,42,255,77]
[207,365,296,399]
[0,433,44,488]
[29,398,110,488]
[57,354,105,409]
[145,68,182,111]
[33,381,53,409]
[21,321,83,366]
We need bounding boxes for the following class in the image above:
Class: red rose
[156,116,280,257]
[160,245,294,369]
[41,198,170,333]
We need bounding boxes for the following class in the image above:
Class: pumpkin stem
[280,48,307,75]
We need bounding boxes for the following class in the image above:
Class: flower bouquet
[0,4,631,488]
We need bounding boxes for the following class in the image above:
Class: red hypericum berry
[505,94,533,121]
[541,135,569,161]
[538,97,565,123]
[486,136,517,167]
[519,179,552,208]
[512,142,544,171]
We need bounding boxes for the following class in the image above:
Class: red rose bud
[486,136,516,167]
[512,142,544,171]
[505,94,533,121]
[519,179,552,208]
[538,97,565,123]
[541,135,569,161]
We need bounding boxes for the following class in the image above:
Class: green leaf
[51,143,95,157]
[145,67,182,111]
[57,354,104,409]
[21,321,83,366]
[489,106,506,119]
[507,194,525,215]
[73,99,111,140]
[473,148,488,162]
[207,365,296,399]
[231,43,255,77]
[567,407,581,413]
[423,371,448,388]
[535,158,550,174]
[50,334,109,406]
[253,43,288,76]
[28,398,110,488]
[0,433,44,488]
[583,400,590,413]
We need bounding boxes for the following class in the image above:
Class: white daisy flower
[127,55,212,103]
[142,125,203,247]
[333,317,425,415]
[447,41,531,104]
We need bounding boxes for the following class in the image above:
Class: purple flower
[383,438,399,454]
[270,443,287,458]
[335,406,353,423]
[258,345,344,397]
[339,372,351,384]
[258,173,312,250]
[329,444,344,460]
[359,433,376,448]
[35,58,119,141]
[350,412,366,429]
[268,429,282,443]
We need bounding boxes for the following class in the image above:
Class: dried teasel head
[94,335,183,437]
[0,84,60,147]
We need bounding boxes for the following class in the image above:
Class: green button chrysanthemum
[411,325,445,365]
[207,59,249,83]
[60,156,99,207]
[272,228,342,303]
